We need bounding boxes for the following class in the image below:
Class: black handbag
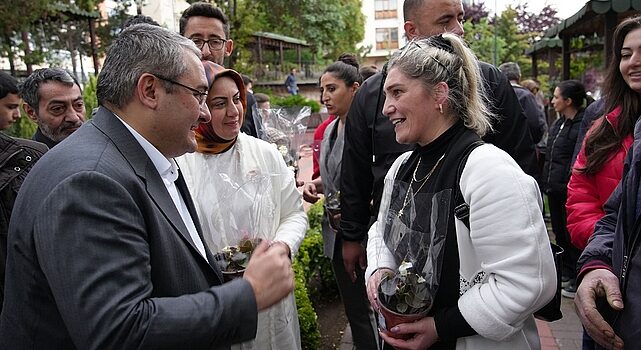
[453,141,563,322]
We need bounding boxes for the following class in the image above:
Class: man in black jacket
[339,0,538,299]
[20,68,86,149]
[499,61,547,145]
[0,72,48,312]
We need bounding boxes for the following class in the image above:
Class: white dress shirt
[115,115,208,261]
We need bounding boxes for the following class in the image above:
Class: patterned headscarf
[195,61,247,154]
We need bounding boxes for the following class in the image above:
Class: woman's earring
[438,104,443,114]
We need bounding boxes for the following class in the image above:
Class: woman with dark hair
[178,62,307,350]
[542,79,586,298]
[567,15,641,349]
[302,55,380,349]
[365,34,555,349]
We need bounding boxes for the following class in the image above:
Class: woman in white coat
[365,34,557,350]
[178,62,307,350]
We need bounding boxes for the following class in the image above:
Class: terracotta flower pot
[378,302,428,339]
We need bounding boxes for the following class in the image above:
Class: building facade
[359,0,473,68]
[359,0,406,69]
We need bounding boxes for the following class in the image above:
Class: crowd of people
[0,0,640,349]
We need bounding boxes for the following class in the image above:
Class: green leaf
[396,302,408,313]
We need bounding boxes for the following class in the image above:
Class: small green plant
[378,261,431,314]
[214,237,261,273]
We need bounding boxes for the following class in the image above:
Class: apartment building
[359,0,473,68]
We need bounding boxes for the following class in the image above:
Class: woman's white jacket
[366,144,557,350]
[178,133,307,350]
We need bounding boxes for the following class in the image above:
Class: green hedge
[294,200,336,349]
[4,115,36,139]
[252,86,319,113]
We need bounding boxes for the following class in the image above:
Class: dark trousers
[332,234,379,350]
[547,191,581,278]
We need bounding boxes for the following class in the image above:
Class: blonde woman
[365,34,556,349]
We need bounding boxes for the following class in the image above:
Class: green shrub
[4,111,37,139]
[293,260,321,349]
[294,199,337,349]
[272,94,321,113]
[306,199,324,229]
[82,74,98,118]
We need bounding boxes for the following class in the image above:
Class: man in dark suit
[0,24,293,349]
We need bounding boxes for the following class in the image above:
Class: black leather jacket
[542,110,584,194]
[0,133,47,311]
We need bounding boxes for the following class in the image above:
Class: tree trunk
[3,31,16,76]
[79,50,86,84]
[21,31,32,75]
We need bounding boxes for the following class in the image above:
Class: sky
[483,0,587,19]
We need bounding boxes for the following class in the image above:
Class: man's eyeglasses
[190,38,227,51]
[154,74,208,105]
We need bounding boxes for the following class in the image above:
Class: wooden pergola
[527,0,641,80]
[48,3,101,75]
[246,32,311,81]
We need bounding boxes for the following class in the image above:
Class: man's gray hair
[97,24,201,108]
[498,62,521,82]
[20,68,80,111]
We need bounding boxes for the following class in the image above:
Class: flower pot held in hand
[377,302,428,339]
[376,265,432,339]
[214,238,262,282]
[221,269,246,282]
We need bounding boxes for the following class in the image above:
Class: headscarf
[195,61,247,154]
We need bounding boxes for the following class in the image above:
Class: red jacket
[312,115,336,179]
[566,107,633,250]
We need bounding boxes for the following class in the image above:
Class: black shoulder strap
[453,140,485,229]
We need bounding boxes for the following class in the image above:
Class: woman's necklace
[397,153,446,218]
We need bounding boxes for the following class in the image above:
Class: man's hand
[379,317,439,350]
[243,241,294,311]
[575,269,624,349]
[342,240,366,283]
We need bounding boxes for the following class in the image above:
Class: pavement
[296,134,584,350]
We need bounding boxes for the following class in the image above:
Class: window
[375,0,397,19]
[376,28,399,50]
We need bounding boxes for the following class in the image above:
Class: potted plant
[377,261,432,338]
[324,190,341,231]
[260,106,311,178]
[214,237,262,282]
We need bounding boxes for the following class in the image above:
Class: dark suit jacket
[0,107,258,349]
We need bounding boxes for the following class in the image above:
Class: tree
[515,4,560,44]
[0,0,49,75]
[0,1,101,77]
[463,18,505,65]
[463,1,489,25]
[252,0,365,59]
[495,6,529,65]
